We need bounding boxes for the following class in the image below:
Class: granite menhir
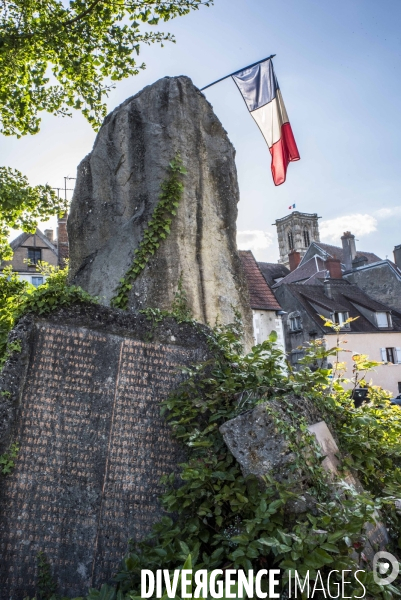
[0,304,211,598]
[67,75,254,351]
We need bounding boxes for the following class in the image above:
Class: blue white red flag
[232,58,300,186]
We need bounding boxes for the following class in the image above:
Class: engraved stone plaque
[0,305,210,599]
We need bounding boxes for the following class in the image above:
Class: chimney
[341,231,356,271]
[288,249,301,272]
[394,244,401,269]
[325,257,342,279]
[324,279,333,299]
[44,229,54,243]
[57,212,69,267]
[352,255,368,270]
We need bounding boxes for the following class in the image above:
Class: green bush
[0,263,96,368]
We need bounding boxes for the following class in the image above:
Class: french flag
[232,58,300,186]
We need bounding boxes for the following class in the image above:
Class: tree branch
[63,0,104,26]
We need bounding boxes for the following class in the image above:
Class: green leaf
[179,541,190,556]
[304,548,334,569]
[320,543,340,553]
[235,492,248,504]
[258,537,279,547]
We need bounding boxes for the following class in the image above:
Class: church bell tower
[274,211,321,268]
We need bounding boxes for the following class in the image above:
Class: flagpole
[200,54,276,91]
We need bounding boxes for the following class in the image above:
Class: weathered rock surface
[219,396,324,480]
[0,304,211,598]
[68,76,254,349]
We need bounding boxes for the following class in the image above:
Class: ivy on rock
[111,155,187,310]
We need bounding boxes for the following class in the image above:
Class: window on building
[31,276,44,287]
[333,312,350,328]
[289,315,302,331]
[303,229,310,247]
[381,348,401,364]
[287,230,294,250]
[398,382,401,394]
[376,311,392,328]
[387,348,395,363]
[27,248,41,265]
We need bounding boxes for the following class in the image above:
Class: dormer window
[376,312,392,328]
[289,312,302,332]
[333,311,350,328]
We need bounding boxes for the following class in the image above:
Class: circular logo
[373,551,399,586]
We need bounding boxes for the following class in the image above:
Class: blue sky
[1,0,400,261]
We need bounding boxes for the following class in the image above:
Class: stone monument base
[0,304,210,598]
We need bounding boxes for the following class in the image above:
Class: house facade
[272,266,401,396]
[2,229,58,286]
[260,211,401,395]
[239,250,286,352]
[1,214,69,286]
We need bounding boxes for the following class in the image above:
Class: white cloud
[374,206,401,219]
[320,214,377,242]
[237,230,274,253]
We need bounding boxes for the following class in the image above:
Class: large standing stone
[0,304,210,598]
[68,76,254,349]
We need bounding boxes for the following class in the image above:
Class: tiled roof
[344,258,401,280]
[10,231,28,250]
[239,250,281,311]
[304,270,327,284]
[258,262,290,287]
[287,279,401,334]
[315,242,381,265]
[272,256,327,287]
[9,228,58,253]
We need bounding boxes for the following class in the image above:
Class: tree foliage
[0,1,212,260]
[0,262,96,366]
[0,0,213,137]
[0,166,66,260]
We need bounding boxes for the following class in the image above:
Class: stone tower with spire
[274,211,321,268]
